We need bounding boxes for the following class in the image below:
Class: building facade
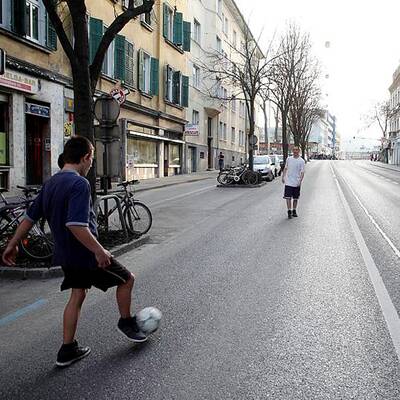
[185,0,260,171]
[389,64,400,165]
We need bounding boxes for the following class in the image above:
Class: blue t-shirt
[25,169,98,269]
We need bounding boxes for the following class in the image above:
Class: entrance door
[26,114,46,185]
[207,117,213,169]
[191,147,197,172]
[164,143,169,177]
[187,147,197,173]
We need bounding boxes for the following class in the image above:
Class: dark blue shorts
[60,259,132,292]
[284,185,301,199]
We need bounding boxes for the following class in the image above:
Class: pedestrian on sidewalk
[2,136,147,368]
[281,146,305,219]
[218,151,225,171]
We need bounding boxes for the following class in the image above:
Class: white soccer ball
[136,307,162,335]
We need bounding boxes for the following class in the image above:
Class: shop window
[127,138,157,165]
[0,99,9,166]
[169,144,180,166]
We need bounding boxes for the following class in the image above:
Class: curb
[371,162,400,173]
[0,235,150,280]
[216,181,267,188]
[134,176,217,193]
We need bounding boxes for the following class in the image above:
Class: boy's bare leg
[116,274,135,319]
[63,288,86,344]
[286,198,292,210]
[293,199,298,210]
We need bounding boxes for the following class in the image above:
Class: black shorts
[60,259,132,292]
[284,185,301,200]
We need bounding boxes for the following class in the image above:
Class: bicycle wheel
[124,201,152,236]
[217,172,233,185]
[246,171,259,185]
[20,221,53,260]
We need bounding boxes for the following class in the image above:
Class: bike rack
[94,194,129,240]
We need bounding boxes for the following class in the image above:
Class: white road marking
[330,163,400,362]
[149,185,216,208]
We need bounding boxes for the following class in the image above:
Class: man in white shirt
[281,146,305,219]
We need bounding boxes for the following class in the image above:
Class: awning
[128,130,185,144]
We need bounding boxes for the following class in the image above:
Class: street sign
[249,135,258,145]
[110,88,130,105]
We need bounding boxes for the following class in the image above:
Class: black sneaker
[117,316,147,343]
[56,340,91,367]
[292,210,298,217]
[287,210,292,219]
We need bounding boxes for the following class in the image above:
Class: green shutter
[163,3,168,38]
[181,75,189,107]
[150,58,159,96]
[183,21,191,52]
[46,13,57,50]
[164,65,169,101]
[173,12,183,45]
[172,71,181,104]
[125,41,135,87]
[114,34,126,81]
[12,0,26,35]
[89,17,103,64]
[138,49,144,92]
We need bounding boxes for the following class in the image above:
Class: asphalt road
[1,160,400,399]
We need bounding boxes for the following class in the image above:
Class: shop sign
[65,97,74,112]
[0,71,38,94]
[44,138,51,152]
[25,102,50,118]
[185,124,199,136]
[64,121,73,137]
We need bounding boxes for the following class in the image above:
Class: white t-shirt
[285,156,305,187]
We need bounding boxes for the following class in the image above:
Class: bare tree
[268,24,312,162]
[42,0,155,195]
[287,58,321,159]
[365,100,397,139]
[201,26,273,170]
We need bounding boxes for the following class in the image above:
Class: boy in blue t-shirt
[2,136,147,367]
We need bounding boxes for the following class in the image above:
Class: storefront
[123,121,184,180]
[0,92,10,189]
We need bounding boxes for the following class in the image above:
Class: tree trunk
[248,102,255,171]
[281,113,289,162]
[262,103,269,154]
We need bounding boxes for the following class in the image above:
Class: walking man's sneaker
[287,210,292,219]
[56,340,91,367]
[292,209,298,217]
[118,316,147,343]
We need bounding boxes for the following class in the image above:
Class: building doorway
[164,143,169,177]
[187,146,197,173]
[26,113,50,185]
[207,117,213,170]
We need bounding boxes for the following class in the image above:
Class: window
[219,121,223,139]
[193,64,200,88]
[141,11,152,26]
[163,3,191,51]
[216,36,222,52]
[232,95,236,112]
[127,138,157,165]
[0,98,9,167]
[239,101,246,118]
[138,49,160,96]
[102,29,114,77]
[217,0,222,16]
[169,144,181,166]
[239,130,245,146]
[142,51,151,93]
[164,65,189,107]
[193,19,201,44]
[165,5,174,41]
[224,16,228,35]
[223,123,227,140]
[231,127,236,144]
[192,110,200,125]
[233,30,237,48]
[25,1,39,41]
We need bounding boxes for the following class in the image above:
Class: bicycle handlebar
[117,179,140,188]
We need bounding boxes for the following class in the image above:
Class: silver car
[253,155,275,181]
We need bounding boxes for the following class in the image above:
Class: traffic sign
[110,88,130,105]
[249,135,258,145]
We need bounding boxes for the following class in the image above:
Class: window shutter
[173,12,183,45]
[150,58,159,96]
[172,71,181,104]
[183,21,191,52]
[12,0,26,35]
[163,3,168,38]
[164,65,169,101]
[46,13,57,50]
[125,41,135,87]
[138,49,144,92]
[89,17,103,64]
[181,75,189,107]
[114,34,126,81]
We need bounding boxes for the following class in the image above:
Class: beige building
[389,64,400,165]
[0,0,192,189]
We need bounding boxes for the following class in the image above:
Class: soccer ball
[136,307,162,335]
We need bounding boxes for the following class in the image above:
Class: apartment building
[389,64,400,165]
[185,0,259,172]
[0,0,192,189]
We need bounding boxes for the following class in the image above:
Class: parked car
[270,155,282,177]
[274,155,285,176]
[253,155,275,181]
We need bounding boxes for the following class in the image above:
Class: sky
[235,0,400,145]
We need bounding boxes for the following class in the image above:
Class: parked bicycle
[96,179,152,236]
[217,165,259,186]
[0,186,53,261]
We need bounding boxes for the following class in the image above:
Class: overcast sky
[235,0,400,143]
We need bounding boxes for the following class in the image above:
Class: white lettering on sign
[0,71,38,93]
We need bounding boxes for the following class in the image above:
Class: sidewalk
[371,161,400,173]
[0,170,219,279]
